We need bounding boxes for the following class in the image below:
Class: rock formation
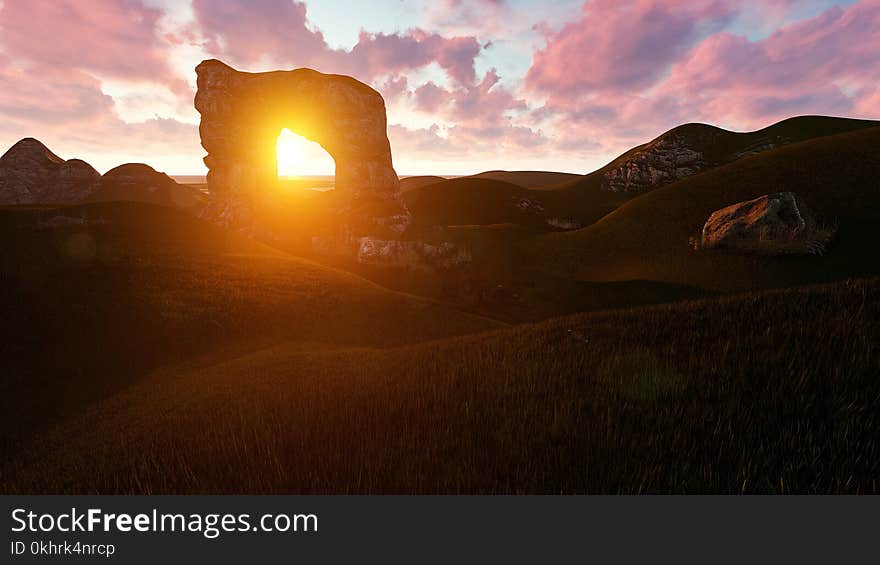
[194,59,410,237]
[89,163,203,209]
[700,192,808,252]
[600,125,794,194]
[0,138,100,204]
[603,134,709,193]
[356,237,471,269]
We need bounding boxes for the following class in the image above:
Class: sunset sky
[1,0,878,176]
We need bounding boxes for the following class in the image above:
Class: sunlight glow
[276,128,305,177]
[276,128,336,178]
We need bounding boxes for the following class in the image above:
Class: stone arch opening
[195,59,410,237]
[276,128,336,181]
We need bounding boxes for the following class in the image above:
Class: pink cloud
[0,55,196,173]
[191,0,326,66]
[528,0,880,157]
[425,0,511,35]
[378,75,411,103]
[395,67,545,160]
[0,56,114,125]
[414,70,526,124]
[0,0,186,93]
[191,0,482,86]
[658,1,880,127]
[388,124,454,156]
[526,0,736,96]
[414,82,450,113]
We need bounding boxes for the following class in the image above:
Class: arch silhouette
[195,59,409,235]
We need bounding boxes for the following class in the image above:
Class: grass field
[3,277,877,493]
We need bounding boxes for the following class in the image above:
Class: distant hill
[403,177,573,229]
[399,175,447,192]
[400,117,879,232]
[558,115,880,194]
[0,138,204,209]
[539,115,880,228]
[0,138,101,204]
[528,126,880,292]
[89,163,204,209]
[466,170,581,188]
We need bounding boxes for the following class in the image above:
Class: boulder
[700,192,807,251]
[0,138,100,204]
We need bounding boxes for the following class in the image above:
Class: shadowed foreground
[4,278,878,494]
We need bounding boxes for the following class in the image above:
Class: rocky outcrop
[603,134,708,193]
[89,163,202,209]
[194,59,409,236]
[35,214,107,231]
[0,138,100,204]
[356,237,471,269]
[545,217,582,230]
[730,136,786,160]
[599,125,797,194]
[700,192,810,252]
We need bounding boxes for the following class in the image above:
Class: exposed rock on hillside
[0,138,100,204]
[356,237,471,269]
[545,217,582,230]
[699,192,832,254]
[603,133,712,193]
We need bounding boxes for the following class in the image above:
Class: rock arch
[194,59,409,236]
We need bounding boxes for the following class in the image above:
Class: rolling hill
[399,175,447,192]
[0,138,206,210]
[88,163,204,209]
[530,116,880,227]
[0,201,502,459]
[4,277,878,493]
[403,177,582,230]
[402,117,879,232]
[528,125,880,292]
[551,115,880,194]
[0,138,100,204]
[465,170,581,188]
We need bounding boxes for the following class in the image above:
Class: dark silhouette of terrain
[1,115,879,494]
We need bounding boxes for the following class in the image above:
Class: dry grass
[3,278,878,494]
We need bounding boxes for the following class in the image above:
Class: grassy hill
[404,177,580,229]
[0,202,502,459]
[4,277,877,493]
[535,116,880,227]
[400,117,878,233]
[528,126,880,292]
[87,163,205,210]
[399,175,447,192]
[466,170,581,188]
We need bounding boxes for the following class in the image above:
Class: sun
[276,128,306,177]
[275,128,337,178]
